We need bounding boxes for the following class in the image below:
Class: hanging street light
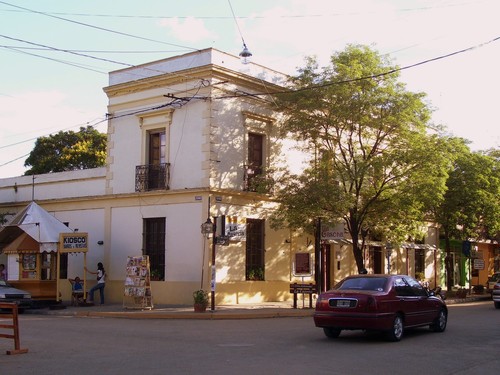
[239,43,252,64]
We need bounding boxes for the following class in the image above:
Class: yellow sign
[59,233,89,253]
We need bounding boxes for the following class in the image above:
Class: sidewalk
[26,293,492,320]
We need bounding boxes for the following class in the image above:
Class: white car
[493,281,500,309]
[487,272,500,292]
[0,279,33,312]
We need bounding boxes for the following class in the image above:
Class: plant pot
[456,289,467,298]
[194,303,207,313]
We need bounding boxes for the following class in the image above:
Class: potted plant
[150,269,161,281]
[472,285,484,294]
[193,289,209,312]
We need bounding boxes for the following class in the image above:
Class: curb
[25,295,491,320]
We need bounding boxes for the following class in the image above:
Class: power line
[0,45,187,54]
[0,35,209,81]
[215,34,500,99]
[2,45,108,74]
[0,1,481,20]
[0,1,200,51]
[2,34,499,169]
[0,34,135,68]
[0,153,30,167]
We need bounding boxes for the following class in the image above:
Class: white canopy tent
[0,201,87,302]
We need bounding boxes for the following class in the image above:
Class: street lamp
[200,216,217,311]
[385,243,393,274]
[200,218,214,238]
[239,43,252,64]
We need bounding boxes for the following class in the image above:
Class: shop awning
[2,232,39,254]
[0,201,73,253]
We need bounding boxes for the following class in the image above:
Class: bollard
[0,302,28,355]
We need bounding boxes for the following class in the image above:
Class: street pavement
[24,293,492,320]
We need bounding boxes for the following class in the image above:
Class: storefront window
[41,252,56,280]
[21,253,37,279]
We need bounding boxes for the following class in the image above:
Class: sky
[1,0,499,178]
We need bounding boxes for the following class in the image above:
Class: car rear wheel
[430,308,447,332]
[386,314,403,342]
[494,301,500,309]
[323,327,341,338]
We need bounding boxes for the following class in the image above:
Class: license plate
[336,299,353,307]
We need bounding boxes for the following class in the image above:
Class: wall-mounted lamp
[97,241,104,245]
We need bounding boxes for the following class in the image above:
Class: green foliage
[432,137,500,288]
[192,289,209,305]
[246,267,265,281]
[24,126,107,175]
[271,44,450,271]
[433,138,500,241]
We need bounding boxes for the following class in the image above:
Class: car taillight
[366,296,377,311]
[494,284,500,290]
[315,294,330,309]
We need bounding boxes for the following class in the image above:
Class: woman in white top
[85,262,106,305]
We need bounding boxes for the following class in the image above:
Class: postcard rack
[123,255,153,310]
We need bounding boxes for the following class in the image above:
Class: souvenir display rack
[123,255,153,310]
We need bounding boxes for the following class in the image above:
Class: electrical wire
[0,45,187,54]
[2,45,108,74]
[213,34,500,99]
[228,0,247,48]
[0,34,135,68]
[0,1,199,51]
[0,1,481,20]
[2,34,499,169]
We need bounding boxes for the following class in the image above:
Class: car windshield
[489,274,500,282]
[337,277,387,291]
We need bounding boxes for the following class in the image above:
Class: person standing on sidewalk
[85,262,106,305]
[0,264,7,281]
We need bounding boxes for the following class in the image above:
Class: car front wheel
[430,309,447,332]
[494,301,500,309]
[386,314,403,342]
[323,327,341,338]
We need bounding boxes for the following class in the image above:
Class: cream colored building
[0,49,442,306]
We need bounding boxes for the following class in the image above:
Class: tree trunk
[350,224,365,273]
[444,230,453,290]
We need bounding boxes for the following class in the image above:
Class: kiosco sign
[59,233,89,253]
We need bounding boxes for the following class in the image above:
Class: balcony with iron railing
[135,163,170,192]
[243,165,274,194]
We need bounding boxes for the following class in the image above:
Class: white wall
[53,208,106,279]
[109,202,204,283]
[0,168,106,204]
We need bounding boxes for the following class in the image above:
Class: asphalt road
[0,300,498,375]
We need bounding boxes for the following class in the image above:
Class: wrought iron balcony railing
[243,165,274,194]
[135,163,170,192]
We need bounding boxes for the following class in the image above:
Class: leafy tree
[24,126,107,175]
[271,44,449,273]
[432,139,500,289]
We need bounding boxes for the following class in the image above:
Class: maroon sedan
[313,274,447,341]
